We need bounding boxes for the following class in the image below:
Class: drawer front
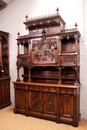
[60,88,74,94]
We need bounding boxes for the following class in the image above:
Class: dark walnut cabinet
[0,31,11,109]
[13,82,80,127]
[13,8,81,127]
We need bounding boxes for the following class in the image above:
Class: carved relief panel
[59,94,74,117]
[43,92,57,114]
[28,91,41,112]
[16,89,26,108]
[31,38,59,64]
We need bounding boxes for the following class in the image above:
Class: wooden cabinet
[13,82,80,127]
[0,31,11,109]
[13,8,81,126]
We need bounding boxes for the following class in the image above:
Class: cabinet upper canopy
[23,8,66,31]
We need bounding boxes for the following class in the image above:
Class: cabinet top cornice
[23,8,66,30]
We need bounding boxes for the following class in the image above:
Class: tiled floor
[0,105,87,130]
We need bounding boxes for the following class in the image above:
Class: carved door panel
[0,79,11,109]
[59,94,74,118]
[16,89,26,109]
[28,91,41,112]
[43,92,57,115]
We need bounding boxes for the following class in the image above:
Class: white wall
[0,0,87,119]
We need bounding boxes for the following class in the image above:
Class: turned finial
[17,32,20,37]
[25,15,28,21]
[42,29,46,40]
[42,29,46,35]
[56,7,59,14]
[75,23,78,29]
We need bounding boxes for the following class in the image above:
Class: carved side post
[0,36,4,77]
[17,32,20,55]
[28,39,31,82]
[56,88,60,123]
[16,39,20,81]
[58,59,61,84]
[25,85,28,116]
[14,85,17,113]
[74,23,79,53]
[75,51,79,85]
[73,88,79,127]
[75,65,78,85]
[58,36,62,84]
[28,66,31,82]
[58,36,61,55]
[74,34,78,54]
[16,66,20,81]
[0,36,2,64]
[28,39,30,55]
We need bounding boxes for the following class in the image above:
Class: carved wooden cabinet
[13,82,80,127]
[0,31,11,109]
[13,8,81,127]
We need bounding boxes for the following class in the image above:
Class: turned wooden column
[74,34,78,54]
[58,36,61,55]
[28,66,31,82]
[75,65,79,85]
[16,67,20,81]
[17,32,20,55]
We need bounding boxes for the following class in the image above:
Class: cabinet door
[43,92,57,117]
[16,89,26,108]
[28,91,41,112]
[14,88,27,115]
[0,79,11,109]
[59,94,74,120]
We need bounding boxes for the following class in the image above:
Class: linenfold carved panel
[31,38,59,64]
